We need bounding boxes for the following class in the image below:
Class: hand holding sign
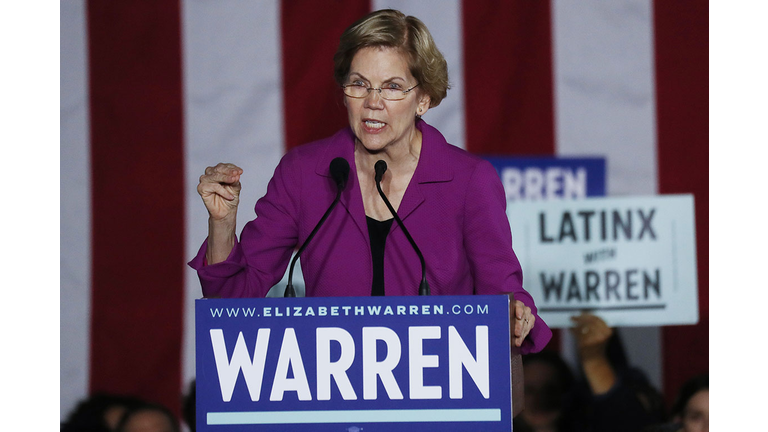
[570,312,616,395]
[570,312,612,357]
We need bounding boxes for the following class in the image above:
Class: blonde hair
[333,9,450,108]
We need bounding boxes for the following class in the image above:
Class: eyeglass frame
[341,82,420,101]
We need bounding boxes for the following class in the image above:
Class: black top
[366,216,394,296]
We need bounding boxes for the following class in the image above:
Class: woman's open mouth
[363,119,386,132]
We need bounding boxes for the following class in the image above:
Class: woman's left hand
[511,298,535,347]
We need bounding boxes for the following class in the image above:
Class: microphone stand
[374,160,430,296]
[285,157,349,297]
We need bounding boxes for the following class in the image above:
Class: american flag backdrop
[60,0,708,421]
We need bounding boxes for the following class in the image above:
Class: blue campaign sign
[484,156,606,201]
[196,295,513,431]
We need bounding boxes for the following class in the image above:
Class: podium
[510,337,523,418]
[196,294,524,431]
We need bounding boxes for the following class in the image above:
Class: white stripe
[372,1,467,149]
[552,0,658,196]
[551,0,661,390]
[181,0,286,387]
[60,0,91,420]
[208,408,501,424]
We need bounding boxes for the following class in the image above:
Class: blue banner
[484,156,606,201]
[196,295,513,431]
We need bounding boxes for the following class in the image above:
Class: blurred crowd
[60,381,195,432]
[515,313,708,432]
[61,314,707,432]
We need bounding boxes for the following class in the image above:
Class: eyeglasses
[342,82,420,101]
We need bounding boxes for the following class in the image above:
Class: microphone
[331,156,350,190]
[285,157,350,297]
[374,160,430,296]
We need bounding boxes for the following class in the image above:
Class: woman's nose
[364,89,384,109]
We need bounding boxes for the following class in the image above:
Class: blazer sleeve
[462,160,552,354]
[188,150,302,298]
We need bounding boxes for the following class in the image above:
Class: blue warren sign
[196,296,513,432]
[484,156,606,201]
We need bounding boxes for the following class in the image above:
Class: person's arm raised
[197,163,243,265]
[570,312,617,395]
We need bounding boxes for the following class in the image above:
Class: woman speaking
[189,9,551,354]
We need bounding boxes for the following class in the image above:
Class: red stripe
[281,0,371,150]
[462,0,560,352]
[87,0,184,416]
[462,0,556,156]
[653,0,709,405]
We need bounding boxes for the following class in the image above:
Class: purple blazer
[189,120,551,353]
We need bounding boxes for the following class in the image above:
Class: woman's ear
[417,95,431,116]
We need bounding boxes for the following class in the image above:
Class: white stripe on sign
[207,408,502,425]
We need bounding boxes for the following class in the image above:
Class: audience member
[515,350,582,431]
[61,393,145,432]
[666,374,709,432]
[181,380,196,432]
[115,403,179,432]
[570,312,666,430]
[643,374,708,432]
[514,312,665,432]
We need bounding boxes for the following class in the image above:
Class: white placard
[508,195,698,328]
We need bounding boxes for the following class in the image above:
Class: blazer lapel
[391,120,454,230]
[315,129,368,240]
[392,178,425,228]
